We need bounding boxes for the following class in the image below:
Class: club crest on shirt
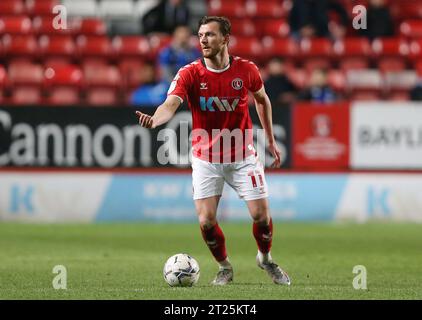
[200,83,208,90]
[231,78,243,90]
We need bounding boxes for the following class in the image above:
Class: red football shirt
[168,56,264,163]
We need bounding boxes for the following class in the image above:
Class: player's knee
[252,212,270,226]
[198,214,217,230]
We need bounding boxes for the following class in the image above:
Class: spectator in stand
[264,57,298,107]
[288,0,349,40]
[359,0,394,40]
[130,62,169,106]
[158,25,201,83]
[298,68,338,103]
[142,0,191,35]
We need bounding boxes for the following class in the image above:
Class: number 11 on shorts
[248,170,264,190]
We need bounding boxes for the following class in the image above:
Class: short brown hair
[198,16,231,36]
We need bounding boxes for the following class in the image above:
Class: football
[163,253,200,287]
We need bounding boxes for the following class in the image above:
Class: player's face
[198,22,228,58]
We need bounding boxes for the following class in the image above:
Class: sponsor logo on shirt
[200,96,240,112]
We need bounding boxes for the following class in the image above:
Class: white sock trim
[257,250,273,264]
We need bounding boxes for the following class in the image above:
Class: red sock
[200,223,227,262]
[253,218,273,254]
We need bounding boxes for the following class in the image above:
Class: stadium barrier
[0,106,291,168]
[1,171,422,222]
[3,102,420,170]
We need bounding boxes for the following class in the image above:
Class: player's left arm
[252,86,282,168]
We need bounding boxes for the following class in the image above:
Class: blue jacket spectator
[130,63,169,107]
[158,25,201,83]
[298,69,338,103]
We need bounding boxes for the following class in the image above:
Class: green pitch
[0,222,421,300]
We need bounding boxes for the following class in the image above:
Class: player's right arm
[136,64,193,129]
[136,95,181,129]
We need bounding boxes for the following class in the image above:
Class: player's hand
[268,141,282,168]
[136,111,154,128]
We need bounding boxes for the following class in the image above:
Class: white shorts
[191,155,268,201]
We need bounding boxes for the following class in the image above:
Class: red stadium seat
[83,64,122,88]
[230,19,257,37]
[0,0,26,15]
[303,58,332,73]
[11,86,42,105]
[255,19,290,38]
[80,58,108,70]
[372,38,410,57]
[47,87,81,106]
[73,18,107,36]
[0,16,32,35]
[262,37,299,59]
[2,35,38,58]
[415,60,422,76]
[112,36,150,59]
[76,35,113,59]
[38,35,76,59]
[245,0,286,18]
[400,20,422,39]
[0,65,7,103]
[349,90,382,101]
[32,16,75,35]
[339,57,370,73]
[299,38,332,58]
[118,59,145,90]
[83,62,121,106]
[208,0,246,18]
[327,69,346,93]
[8,61,44,85]
[387,91,410,101]
[333,38,372,57]
[86,88,118,106]
[26,0,59,16]
[0,65,7,102]
[409,39,422,61]
[0,65,7,85]
[228,36,262,61]
[377,57,407,73]
[44,64,82,87]
[44,64,83,106]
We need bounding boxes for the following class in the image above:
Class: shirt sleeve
[248,62,264,93]
[167,66,193,103]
